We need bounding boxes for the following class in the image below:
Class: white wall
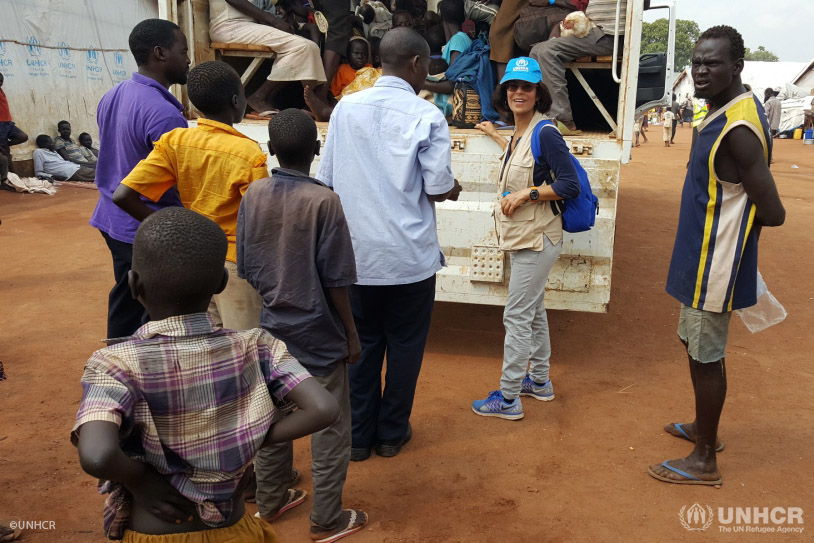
[0,0,158,160]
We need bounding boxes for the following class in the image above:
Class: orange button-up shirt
[122,118,269,262]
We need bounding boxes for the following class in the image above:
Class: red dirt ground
[1,126,812,542]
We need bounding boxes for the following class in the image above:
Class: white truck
[176,0,676,313]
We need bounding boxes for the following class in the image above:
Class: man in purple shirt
[91,19,190,338]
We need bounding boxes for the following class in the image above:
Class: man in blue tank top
[649,26,785,487]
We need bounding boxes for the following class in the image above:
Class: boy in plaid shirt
[72,207,339,542]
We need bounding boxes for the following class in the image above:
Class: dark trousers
[671,119,678,142]
[348,275,436,448]
[101,231,148,338]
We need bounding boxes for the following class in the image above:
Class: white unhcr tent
[0,0,159,162]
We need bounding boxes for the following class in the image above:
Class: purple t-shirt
[90,73,188,244]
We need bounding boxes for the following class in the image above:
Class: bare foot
[648,456,722,486]
[304,85,333,122]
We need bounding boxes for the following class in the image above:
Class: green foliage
[641,18,700,72]
[744,46,779,62]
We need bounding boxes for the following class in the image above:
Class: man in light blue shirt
[317,27,462,461]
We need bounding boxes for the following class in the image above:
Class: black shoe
[350,447,371,462]
[375,424,412,458]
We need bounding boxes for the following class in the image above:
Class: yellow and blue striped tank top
[666,92,771,313]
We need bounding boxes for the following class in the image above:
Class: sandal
[245,110,278,121]
[310,509,368,543]
[255,488,307,523]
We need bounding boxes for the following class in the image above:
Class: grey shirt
[765,96,781,131]
[586,0,627,36]
[236,168,357,376]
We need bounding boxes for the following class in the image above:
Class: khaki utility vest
[495,113,562,251]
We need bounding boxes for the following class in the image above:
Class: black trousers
[671,119,678,142]
[348,275,436,448]
[101,231,148,338]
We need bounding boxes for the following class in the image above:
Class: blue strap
[674,423,691,441]
[661,461,700,481]
[529,119,556,165]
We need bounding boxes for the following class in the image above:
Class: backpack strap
[529,119,565,216]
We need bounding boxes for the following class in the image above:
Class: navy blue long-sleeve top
[506,125,580,198]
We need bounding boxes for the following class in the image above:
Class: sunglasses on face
[506,82,536,93]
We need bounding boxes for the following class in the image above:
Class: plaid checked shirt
[71,313,310,540]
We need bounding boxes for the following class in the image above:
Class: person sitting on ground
[0,71,28,187]
[391,9,414,28]
[77,132,99,164]
[72,206,339,542]
[113,61,269,332]
[331,37,373,98]
[33,135,95,182]
[55,120,96,167]
[208,0,328,115]
[238,108,368,542]
[530,0,651,135]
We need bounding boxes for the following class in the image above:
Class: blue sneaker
[472,390,524,420]
[520,374,555,401]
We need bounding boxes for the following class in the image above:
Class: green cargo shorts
[677,304,732,363]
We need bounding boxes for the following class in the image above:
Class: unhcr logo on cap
[515,58,529,72]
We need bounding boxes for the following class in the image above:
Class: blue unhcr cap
[500,57,543,85]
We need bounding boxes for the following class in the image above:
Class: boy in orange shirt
[113,61,268,331]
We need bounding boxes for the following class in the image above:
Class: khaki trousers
[210,20,327,83]
[208,260,263,330]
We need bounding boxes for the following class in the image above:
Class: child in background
[78,132,99,163]
[237,109,368,543]
[662,108,675,147]
[331,38,372,98]
[72,207,338,542]
[113,61,269,331]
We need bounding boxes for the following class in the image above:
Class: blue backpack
[530,120,598,233]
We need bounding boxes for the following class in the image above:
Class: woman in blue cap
[472,56,581,420]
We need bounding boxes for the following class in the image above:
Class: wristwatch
[529,188,540,201]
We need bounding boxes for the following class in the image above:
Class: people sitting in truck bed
[530,0,650,135]
[306,38,381,122]
[360,0,393,39]
[209,0,328,115]
[55,121,96,168]
[439,0,471,67]
[331,38,373,98]
[33,135,95,182]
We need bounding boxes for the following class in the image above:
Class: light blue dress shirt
[317,76,455,286]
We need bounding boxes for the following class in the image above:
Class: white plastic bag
[735,270,787,333]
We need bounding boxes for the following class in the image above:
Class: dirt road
[1,126,812,542]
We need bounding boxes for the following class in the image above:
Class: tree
[744,46,779,62]
[641,18,700,72]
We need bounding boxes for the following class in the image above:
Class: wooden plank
[211,42,275,53]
